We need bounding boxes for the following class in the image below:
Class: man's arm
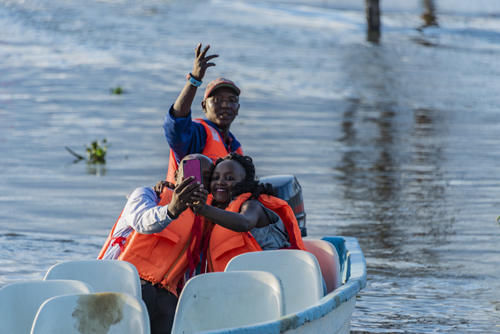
[163,44,217,162]
[171,43,218,117]
[122,187,173,234]
[123,178,203,234]
[163,108,206,163]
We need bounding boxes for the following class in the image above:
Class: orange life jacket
[97,209,125,260]
[206,193,306,272]
[166,119,243,183]
[97,188,210,297]
[96,188,176,260]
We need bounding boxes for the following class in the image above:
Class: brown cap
[204,77,240,100]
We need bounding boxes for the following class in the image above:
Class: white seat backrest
[303,239,342,293]
[30,292,150,334]
[44,260,141,299]
[225,250,323,314]
[171,271,283,334]
[0,279,92,334]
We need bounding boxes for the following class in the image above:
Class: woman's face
[210,160,246,205]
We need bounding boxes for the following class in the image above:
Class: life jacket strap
[111,236,127,252]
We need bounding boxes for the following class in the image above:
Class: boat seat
[0,279,92,334]
[30,292,150,334]
[224,249,323,314]
[303,239,342,293]
[44,259,141,299]
[171,271,283,334]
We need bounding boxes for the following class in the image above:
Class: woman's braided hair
[214,152,275,199]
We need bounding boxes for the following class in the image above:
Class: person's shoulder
[241,198,264,211]
[165,106,193,127]
[168,105,192,119]
[128,186,156,201]
[228,130,242,149]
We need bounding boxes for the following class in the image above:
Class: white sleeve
[121,187,174,234]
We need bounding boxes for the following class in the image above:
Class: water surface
[1,0,500,332]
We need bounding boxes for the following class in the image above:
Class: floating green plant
[86,139,108,164]
[110,86,124,95]
[66,139,109,164]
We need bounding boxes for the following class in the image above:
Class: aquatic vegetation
[86,139,108,164]
[110,86,124,95]
[66,139,109,164]
[65,146,85,162]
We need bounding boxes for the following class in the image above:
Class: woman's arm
[195,199,271,232]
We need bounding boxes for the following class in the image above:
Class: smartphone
[182,159,202,184]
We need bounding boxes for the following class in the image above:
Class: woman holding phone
[190,153,306,272]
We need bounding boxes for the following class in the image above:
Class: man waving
[163,43,243,183]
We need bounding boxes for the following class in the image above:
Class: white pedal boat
[171,236,366,334]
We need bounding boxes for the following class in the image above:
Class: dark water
[1,0,500,332]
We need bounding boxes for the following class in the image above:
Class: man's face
[202,87,240,131]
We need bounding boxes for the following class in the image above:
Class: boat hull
[202,236,366,334]
[280,297,355,334]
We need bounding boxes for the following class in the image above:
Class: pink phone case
[183,159,202,184]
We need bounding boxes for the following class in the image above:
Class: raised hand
[191,43,218,81]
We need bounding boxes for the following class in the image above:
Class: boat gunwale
[201,236,367,334]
